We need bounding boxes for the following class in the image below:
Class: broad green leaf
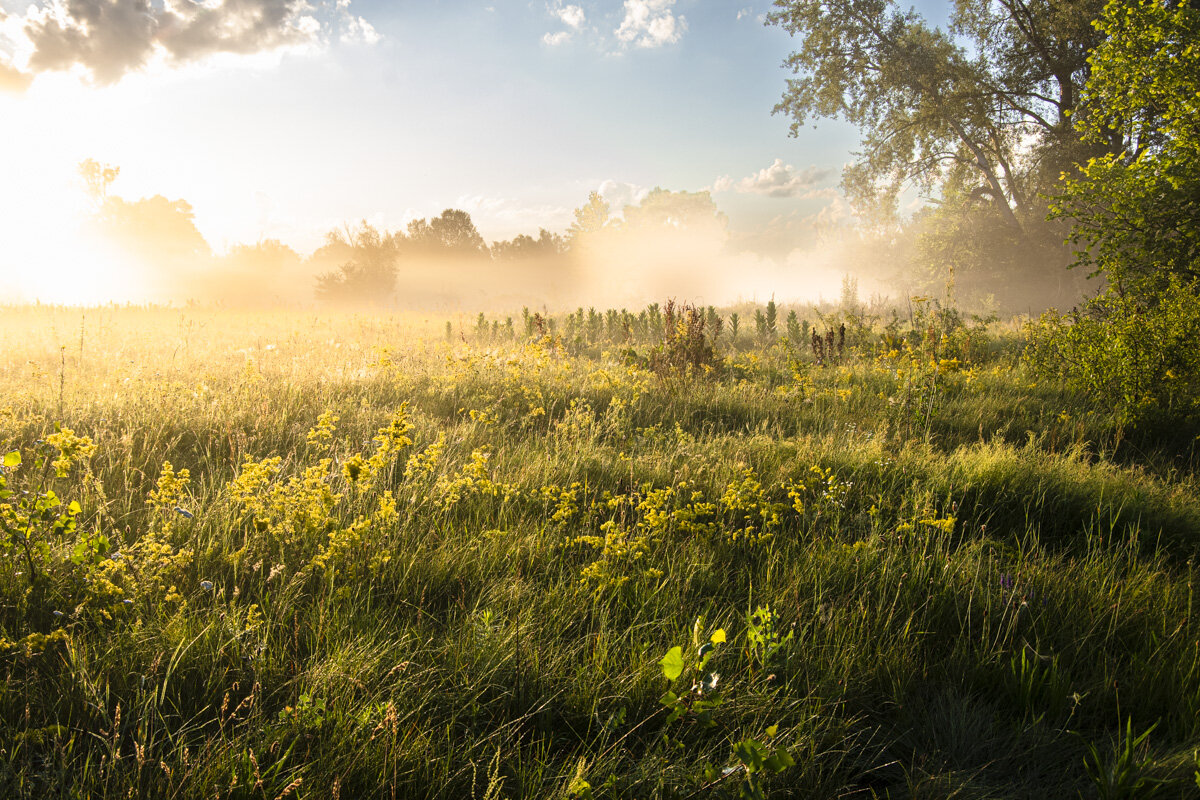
[763,747,795,773]
[711,629,726,644]
[659,646,683,680]
[733,738,767,771]
[3,451,19,467]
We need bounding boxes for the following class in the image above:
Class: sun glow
[0,79,164,305]
[0,167,150,306]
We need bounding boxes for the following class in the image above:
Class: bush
[647,300,716,376]
[1025,277,1200,426]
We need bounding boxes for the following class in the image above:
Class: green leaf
[711,628,726,644]
[733,738,767,771]
[68,501,81,514]
[763,747,795,773]
[659,646,684,680]
[3,451,19,467]
[765,724,778,738]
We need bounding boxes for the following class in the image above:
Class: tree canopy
[314,222,400,305]
[1027,0,1200,425]
[567,191,610,243]
[406,209,488,257]
[1050,0,1200,297]
[490,229,565,261]
[767,0,1112,230]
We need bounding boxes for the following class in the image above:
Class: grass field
[2,302,1199,799]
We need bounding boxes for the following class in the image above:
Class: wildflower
[174,507,194,519]
[999,573,1014,591]
[122,599,133,605]
[52,610,64,618]
[200,580,214,591]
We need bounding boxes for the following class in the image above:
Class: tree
[490,229,566,261]
[200,239,304,306]
[767,0,1113,230]
[621,188,728,235]
[1050,0,1200,298]
[314,222,400,305]
[1028,0,1200,424]
[78,158,119,202]
[567,191,610,244]
[406,209,487,257]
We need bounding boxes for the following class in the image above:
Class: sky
[0,0,950,303]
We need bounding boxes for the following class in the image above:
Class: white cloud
[730,159,834,198]
[0,0,378,87]
[596,179,649,212]
[615,0,685,48]
[709,175,734,193]
[340,15,380,45]
[454,194,572,240]
[556,5,586,29]
[736,7,753,20]
[543,3,585,46]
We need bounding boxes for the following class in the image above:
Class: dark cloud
[18,0,319,85]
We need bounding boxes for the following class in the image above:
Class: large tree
[566,191,611,245]
[767,0,1113,231]
[405,209,487,257]
[1051,0,1200,297]
[1027,0,1200,424]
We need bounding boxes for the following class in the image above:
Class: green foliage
[651,619,793,799]
[0,442,83,592]
[1032,0,1200,426]
[647,300,716,377]
[1082,718,1166,800]
[767,0,1106,226]
[1050,0,1200,298]
[744,605,792,674]
[1026,276,1200,425]
[568,191,610,243]
[3,306,1200,798]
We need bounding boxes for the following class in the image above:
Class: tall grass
[1,304,1198,798]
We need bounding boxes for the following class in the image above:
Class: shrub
[648,300,716,376]
[1025,277,1200,425]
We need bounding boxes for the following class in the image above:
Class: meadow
[1,299,1199,799]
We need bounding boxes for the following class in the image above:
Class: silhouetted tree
[314,222,399,305]
[406,209,487,257]
[490,228,566,260]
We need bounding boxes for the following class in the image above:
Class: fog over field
[2,1,1199,798]
[0,0,1083,313]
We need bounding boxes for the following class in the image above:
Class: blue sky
[0,0,952,299]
